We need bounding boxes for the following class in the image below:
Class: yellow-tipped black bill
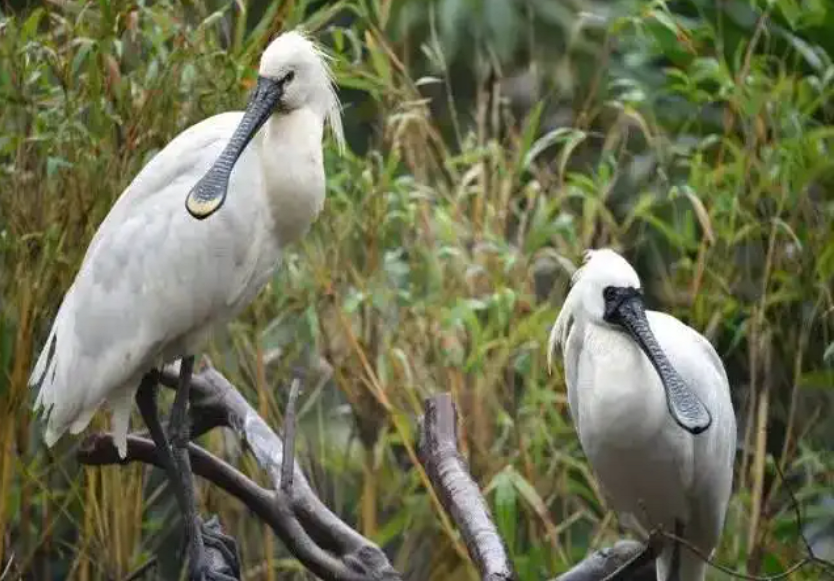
[603,286,712,435]
[186,76,285,220]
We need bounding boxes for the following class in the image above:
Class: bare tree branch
[418,393,514,581]
[418,393,657,581]
[76,364,667,581]
[77,363,401,581]
[281,378,301,494]
[552,540,655,581]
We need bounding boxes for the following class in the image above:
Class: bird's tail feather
[30,286,77,394]
[42,404,96,450]
[108,386,135,459]
[30,293,86,446]
[30,289,140,456]
[30,329,56,393]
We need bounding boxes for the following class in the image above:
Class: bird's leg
[139,365,239,580]
[168,357,236,580]
[665,520,683,581]
[168,356,206,579]
[136,371,181,500]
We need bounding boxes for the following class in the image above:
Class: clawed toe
[199,515,240,579]
[189,552,239,581]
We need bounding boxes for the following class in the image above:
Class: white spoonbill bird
[547,249,736,581]
[29,30,343,581]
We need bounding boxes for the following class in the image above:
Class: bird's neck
[260,108,326,245]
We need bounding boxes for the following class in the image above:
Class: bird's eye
[603,286,616,301]
[282,70,295,85]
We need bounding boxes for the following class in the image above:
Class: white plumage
[29,30,344,459]
[548,249,736,581]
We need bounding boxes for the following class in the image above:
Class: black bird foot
[188,515,241,581]
[344,546,402,581]
[202,515,241,578]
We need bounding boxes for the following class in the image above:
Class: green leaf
[799,370,834,389]
[823,343,834,368]
[0,314,15,398]
[507,468,551,524]
[70,38,95,76]
[515,101,544,174]
[523,128,586,172]
[46,157,72,177]
[20,8,44,42]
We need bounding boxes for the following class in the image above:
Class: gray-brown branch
[418,393,514,581]
[418,393,657,581]
[77,362,400,581]
[551,540,656,581]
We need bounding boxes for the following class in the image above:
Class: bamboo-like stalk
[361,446,378,537]
[746,335,771,573]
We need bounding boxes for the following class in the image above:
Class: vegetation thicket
[0,0,832,579]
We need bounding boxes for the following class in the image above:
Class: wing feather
[30,112,276,455]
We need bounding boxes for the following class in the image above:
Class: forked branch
[77,362,400,581]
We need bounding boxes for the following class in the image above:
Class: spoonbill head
[549,249,711,434]
[185,30,343,220]
[548,249,737,581]
[259,30,343,127]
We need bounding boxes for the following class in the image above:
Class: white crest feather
[314,43,346,155]
[547,251,594,372]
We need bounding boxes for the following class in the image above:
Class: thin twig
[773,462,834,576]
[281,378,301,494]
[0,553,14,581]
[659,528,833,581]
[774,463,813,557]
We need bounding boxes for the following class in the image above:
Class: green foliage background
[0,0,832,579]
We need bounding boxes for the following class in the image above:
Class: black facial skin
[185,71,295,220]
[602,286,712,435]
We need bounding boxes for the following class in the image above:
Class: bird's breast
[571,325,695,530]
[577,326,668,446]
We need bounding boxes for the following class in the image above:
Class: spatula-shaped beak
[185,76,285,220]
[603,286,712,435]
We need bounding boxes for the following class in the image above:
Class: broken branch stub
[418,393,515,581]
[551,540,655,581]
